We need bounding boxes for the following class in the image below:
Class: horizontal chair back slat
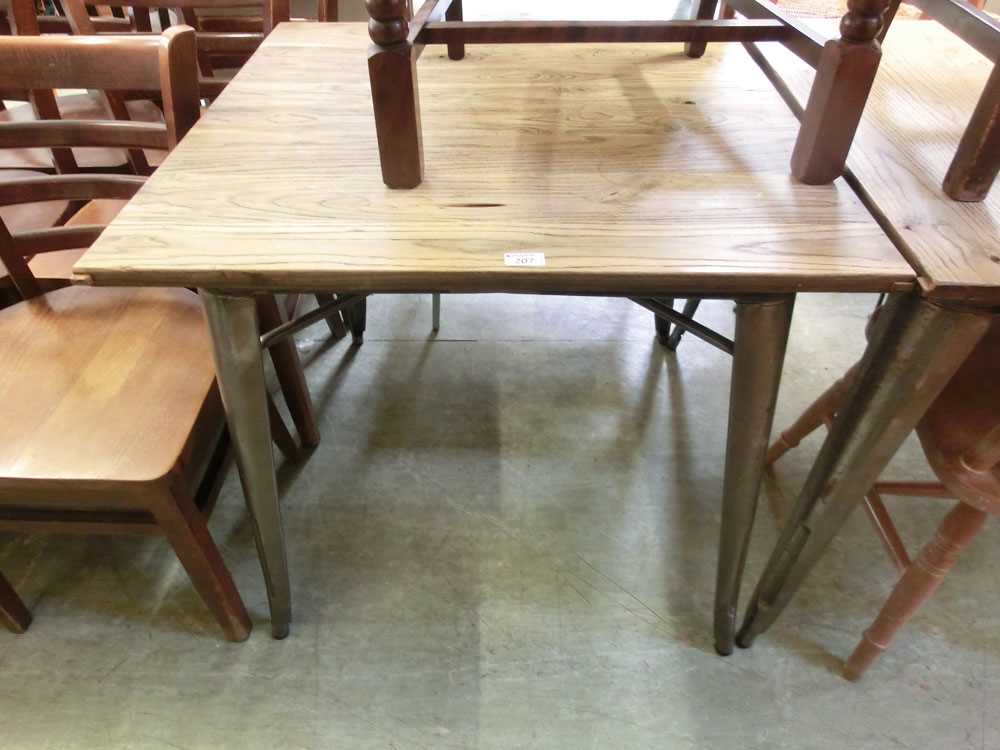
[13,225,106,257]
[0,175,146,208]
[0,120,171,152]
[0,35,164,92]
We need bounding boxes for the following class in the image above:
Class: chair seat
[0,94,165,171]
[0,285,217,491]
[917,319,1000,513]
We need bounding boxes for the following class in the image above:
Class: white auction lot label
[504,252,546,267]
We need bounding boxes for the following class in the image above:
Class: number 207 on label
[504,252,546,267]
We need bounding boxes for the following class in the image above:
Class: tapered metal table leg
[201,290,291,639]
[432,293,441,332]
[715,294,795,655]
[736,293,990,649]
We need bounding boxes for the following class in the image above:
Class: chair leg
[862,487,911,574]
[654,298,674,346]
[345,297,367,345]
[445,0,464,60]
[315,293,349,339]
[256,295,321,451]
[766,361,860,465]
[267,393,300,462]
[151,486,252,642]
[666,298,702,350]
[0,571,31,634]
[843,502,987,681]
[685,0,720,58]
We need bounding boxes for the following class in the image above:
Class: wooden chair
[0,28,254,639]
[767,313,1000,680]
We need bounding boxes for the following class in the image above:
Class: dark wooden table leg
[445,0,465,60]
[366,0,423,188]
[685,0,720,58]
[790,0,887,184]
[737,294,990,648]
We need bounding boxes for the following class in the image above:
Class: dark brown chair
[767,315,1000,680]
[0,28,254,639]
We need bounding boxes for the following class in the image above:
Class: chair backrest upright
[0,28,200,300]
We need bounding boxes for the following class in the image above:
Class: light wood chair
[767,315,1000,680]
[0,28,256,639]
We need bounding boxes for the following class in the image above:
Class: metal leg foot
[737,293,990,649]
[201,290,291,639]
[714,294,795,655]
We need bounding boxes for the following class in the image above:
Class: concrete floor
[1,293,997,749]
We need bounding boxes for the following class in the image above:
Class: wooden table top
[765,20,1000,305]
[73,22,913,295]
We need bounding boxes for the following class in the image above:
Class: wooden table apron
[73,23,916,646]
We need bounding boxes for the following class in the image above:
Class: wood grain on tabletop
[73,22,913,295]
[761,20,1000,304]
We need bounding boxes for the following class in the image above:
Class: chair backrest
[58,0,288,97]
[60,0,289,36]
[0,28,200,300]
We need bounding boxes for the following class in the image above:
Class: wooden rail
[907,0,1000,60]
[416,19,794,45]
[724,0,825,66]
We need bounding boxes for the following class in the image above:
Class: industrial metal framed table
[73,22,914,652]
[730,20,1000,649]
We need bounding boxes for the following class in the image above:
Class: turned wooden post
[367,0,424,189]
[943,63,999,202]
[843,502,987,681]
[790,0,886,184]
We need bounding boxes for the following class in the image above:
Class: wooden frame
[364,0,894,189]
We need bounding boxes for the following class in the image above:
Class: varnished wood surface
[0,285,218,492]
[760,20,1000,303]
[75,23,912,295]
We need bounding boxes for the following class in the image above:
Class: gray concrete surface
[1,293,996,749]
